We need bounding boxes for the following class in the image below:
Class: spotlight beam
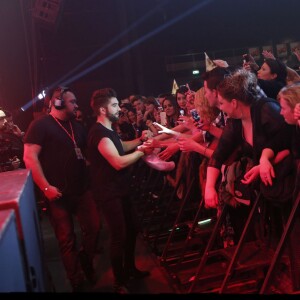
[21,0,214,111]
[52,0,171,88]
[63,0,214,86]
[21,0,171,111]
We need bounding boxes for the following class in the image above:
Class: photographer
[0,109,23,172]
[2,110,24,138]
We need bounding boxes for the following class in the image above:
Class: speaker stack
[0,169,48,292]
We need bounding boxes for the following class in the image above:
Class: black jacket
[208,98,293,169]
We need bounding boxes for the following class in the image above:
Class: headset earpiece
[52,86,69,110]
[54,98,64,109]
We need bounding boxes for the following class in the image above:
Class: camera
[190,109,200,123]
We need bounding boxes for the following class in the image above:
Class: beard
[107,111,119,123]
[66,109,76,120]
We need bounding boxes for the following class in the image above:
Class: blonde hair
[194,87,219,123]
[286,67,300,85]
[278,82,300,109]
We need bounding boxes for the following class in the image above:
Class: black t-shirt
[24,115,88,195]
[87,122,130,198]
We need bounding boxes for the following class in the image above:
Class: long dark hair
[162,95,180,128]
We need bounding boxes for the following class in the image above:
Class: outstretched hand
[153,122,180,136]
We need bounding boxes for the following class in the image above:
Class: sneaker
[79,250,97,285]
[127,268,150,279]
[113,283,129,294]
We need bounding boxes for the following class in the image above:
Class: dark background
[0,0,300,129]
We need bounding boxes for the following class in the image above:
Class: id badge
[74,147,84,160]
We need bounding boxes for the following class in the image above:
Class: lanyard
[51,115,78,148]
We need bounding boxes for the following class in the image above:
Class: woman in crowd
[178,87,220,158]
[243,54,287,99]
[265,82,300,292]
[204,68,292,248]
[162,95,180,129]
[176,85,188,116]
[177,87,220,198]
[205,68,291,208]
[143,96,159,122]
[143,96,160,136]
[277,82,300,162]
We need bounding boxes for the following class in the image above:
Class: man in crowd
[88,88,151,293]
[23,86,100,292]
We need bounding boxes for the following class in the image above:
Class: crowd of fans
[1,48,300,293]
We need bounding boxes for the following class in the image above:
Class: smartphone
[190,109,200,122]
[160,111,167,126]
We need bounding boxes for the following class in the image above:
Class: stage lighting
[37,90,46,100]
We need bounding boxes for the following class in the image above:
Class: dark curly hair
[90,88,117,115]
[217,68,258,105]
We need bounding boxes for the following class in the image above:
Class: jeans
[98,193,139,284]
[47,189,100,287]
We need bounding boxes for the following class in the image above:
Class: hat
[205,52,217,72]
[205,52,229,71]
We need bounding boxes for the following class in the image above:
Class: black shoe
[79,250,97,285]
[113,283,129,294]
[127,268,150,279]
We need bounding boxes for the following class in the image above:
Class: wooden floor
[41,211,176,294]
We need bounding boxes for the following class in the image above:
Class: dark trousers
[47,189,100,287]
[98,193,139,284]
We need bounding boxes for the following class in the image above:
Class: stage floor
[40,211,176,294]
